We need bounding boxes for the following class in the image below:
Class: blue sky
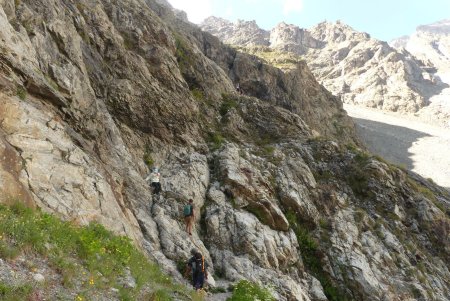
[168,0,450,41]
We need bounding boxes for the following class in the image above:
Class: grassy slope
[0,203,189,301]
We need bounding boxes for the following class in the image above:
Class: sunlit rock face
[0,1,449,300]
[202,17,450,127]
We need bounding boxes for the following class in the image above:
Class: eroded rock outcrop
[391,19,450,127]
[0,1,449,300]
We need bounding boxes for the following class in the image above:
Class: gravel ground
[345,104,450,190]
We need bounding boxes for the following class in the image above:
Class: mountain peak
[201,17,269,46]
[309,20,370,42]
[417,19,450,35]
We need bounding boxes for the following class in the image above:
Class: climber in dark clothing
[236,83,242,94]
[185,249,208,290]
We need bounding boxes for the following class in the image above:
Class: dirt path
[344,104,450,189]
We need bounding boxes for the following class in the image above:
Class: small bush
[227,280,275,301]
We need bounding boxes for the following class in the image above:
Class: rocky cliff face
[201,18,450,127]
[0,1,449,300]
[391,20,450,127]
[201,16,270,46]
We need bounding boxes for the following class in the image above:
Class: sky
[167,0,450,41]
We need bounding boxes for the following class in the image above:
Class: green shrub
[227,280,274,301]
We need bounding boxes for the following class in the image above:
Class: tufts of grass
[191,88,205,101]
[313,170,333,182]
[228,280,275,301]
[0,202,187,299]
[143,147,154,167]
[219,94,238,116]
[346,169,369,198]
[207,132,224,150]
[209,286,227,294]
[234,46,302,70]
[122,33,135,50]
[174,34,194,72]
[16,86,27,100]
[0,282,33,301]
[406,178,446,212]
[45,75,59,90]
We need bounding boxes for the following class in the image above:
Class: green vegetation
[313,169,333,181]
[220,94,239,116]
[16,86,27,100]
[235,45,302,70]
[346,167,369,197]
[0,203,187,300]
[207,132,224,150]
[332,120,346,137]
[210,286,227,294]
[121,32,135,50]
[191,88,205,101]
[286,211,350,301]
[45,75,59,90]
[143,146,154,167]
[255,132,280,147]
[227,280,275,301]
[345,150,373,199]
[406,178,446,212]
[0,282,33,301]
[174,34,194,72]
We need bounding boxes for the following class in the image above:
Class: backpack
[183,204,192,217]
[191,255,205,275]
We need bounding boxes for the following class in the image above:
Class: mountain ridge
[0,1,449,300]
[201,17,450,128]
